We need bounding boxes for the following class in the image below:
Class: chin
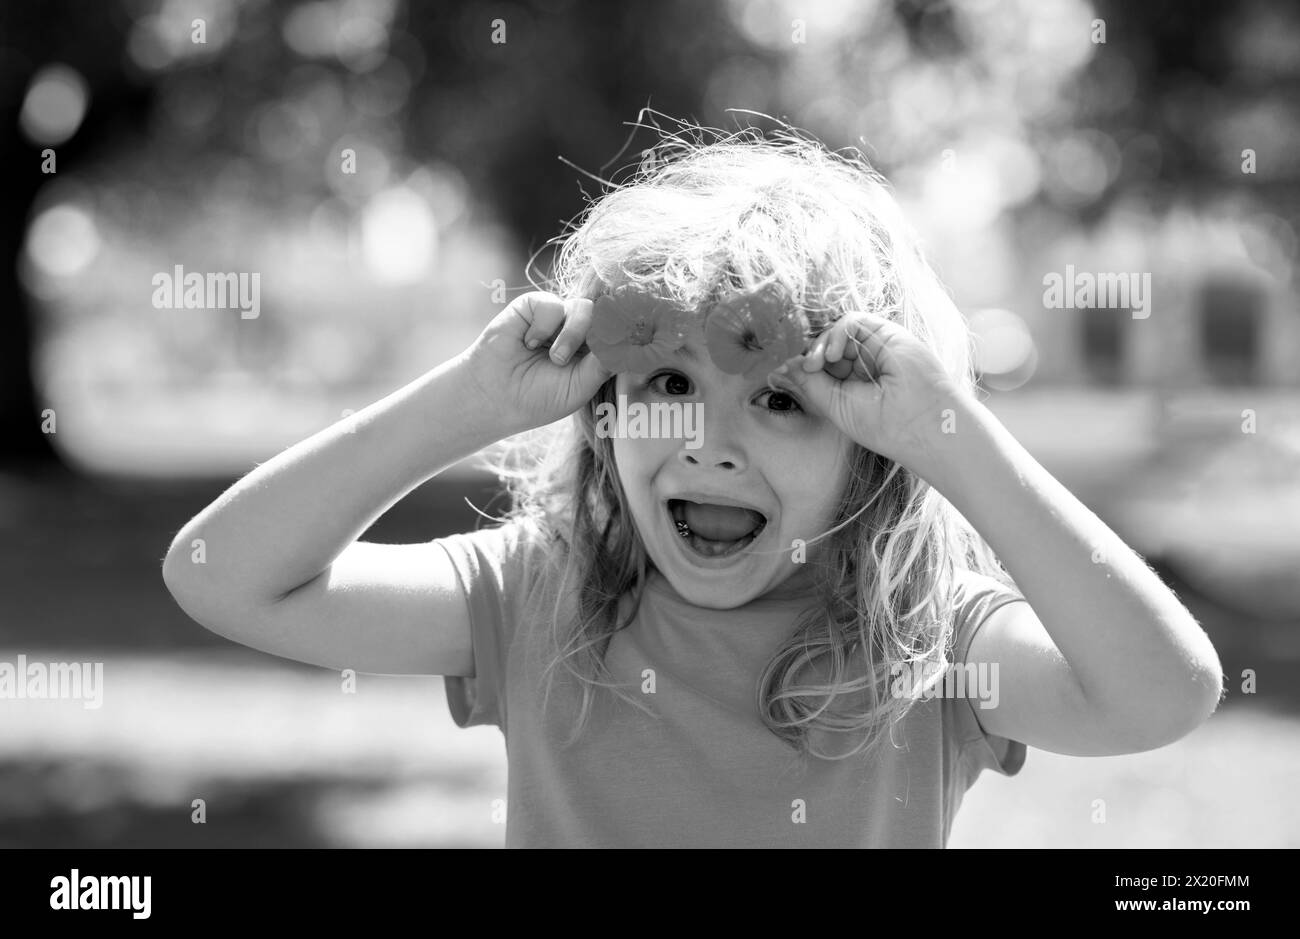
[650,558,767,609]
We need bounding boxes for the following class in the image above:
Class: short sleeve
[948,569,1030,778]
[434,519,547,732]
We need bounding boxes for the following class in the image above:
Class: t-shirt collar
[642,567,821,614]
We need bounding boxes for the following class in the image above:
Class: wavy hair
[476,116,1016,761]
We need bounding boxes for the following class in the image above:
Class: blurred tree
[3,0,1297,471]
[0,2,148,468]
[1090,0,1300,210]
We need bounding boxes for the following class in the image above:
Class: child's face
[611,338,855,609]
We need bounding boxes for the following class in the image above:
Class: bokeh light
[359,185,438,285]
[969,307,1038,391]
[19,63,89,146]
[24,203,101,280]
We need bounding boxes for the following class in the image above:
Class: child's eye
[757,389,804,417]
[647,371,804,418]
[647,371,692,396]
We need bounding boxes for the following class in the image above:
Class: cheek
[611,436,676,492]
[766,429,854,521]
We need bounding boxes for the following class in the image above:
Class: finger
[785,360,885,435]
[519,293,568,350]
[824,356,856,381]
[823,322,851,364]
[845,313,902,378]
[783,346,855,381]
[835,331,869,383]
[776,358,837,418]
[785,340,857,379]
[572,342,614,391]
[548,298,594,365]
[802,333,828,372]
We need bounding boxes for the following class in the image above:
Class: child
[163,124,1225,849]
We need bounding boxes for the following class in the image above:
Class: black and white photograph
[1,0,1296,891]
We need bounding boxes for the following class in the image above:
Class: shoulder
[433,515,563,613]
[436,515,569,730]
[943,567,1031,777]
[435,514,555,568]
[948,567,1027,662]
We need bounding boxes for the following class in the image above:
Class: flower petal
[587,334,634,373]
[588,285,689,373]
[704,303,756,374]
[622,343,667,374]
[704,287,806,374]
[590,294,633,345]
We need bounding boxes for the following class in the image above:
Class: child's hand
[461,291,614,434]
[773,311,974,477]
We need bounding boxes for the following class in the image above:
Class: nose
[676,402,747,471]
[678,450,743,471]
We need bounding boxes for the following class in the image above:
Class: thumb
[573,345,615,394]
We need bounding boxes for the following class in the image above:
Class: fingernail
[526,338,539,350]
[552,345,570,362]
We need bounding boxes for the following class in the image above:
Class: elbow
[1116,655,1224,753]
[1187,649,1226,728]
[1180,621,1226,730]
[162,531,217,627]
[161,532,195,599]
[1145,615,1227,749]
[162,531,276,644]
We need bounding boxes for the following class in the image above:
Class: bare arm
[162,354,518,675]
[929,397,1224,755]
[162,292,609,677]
[783,310,1223,756]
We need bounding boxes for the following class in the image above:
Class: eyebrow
[671,345,701,362]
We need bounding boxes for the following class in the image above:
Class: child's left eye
[757,389,804,417]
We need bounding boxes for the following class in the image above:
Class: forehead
[669,341,702,363]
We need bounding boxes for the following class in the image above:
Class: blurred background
[1,0,1297,847]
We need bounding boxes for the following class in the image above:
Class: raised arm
[161,292,611,676]
[780,310,1224,755]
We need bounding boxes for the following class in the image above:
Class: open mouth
[666,498,768,559]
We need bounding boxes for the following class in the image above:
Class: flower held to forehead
[704,284,807,375]
[588,285,693,373]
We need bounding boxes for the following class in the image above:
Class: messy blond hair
[478,114,1015,760]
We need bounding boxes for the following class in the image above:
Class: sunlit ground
[952,708,1300,848]
[0,649,506,848]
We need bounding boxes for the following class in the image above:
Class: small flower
[704,285,807,375]
[588,285,693,373]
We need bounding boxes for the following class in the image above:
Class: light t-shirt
[436,519,1029,848]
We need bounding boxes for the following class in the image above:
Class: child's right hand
[460,291,614,434]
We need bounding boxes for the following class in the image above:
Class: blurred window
[1199,278,1261,386]
[1081,306,1125,385]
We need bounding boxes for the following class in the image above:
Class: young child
[163,125,1225,849]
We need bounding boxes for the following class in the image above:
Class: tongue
[682,502,763,542]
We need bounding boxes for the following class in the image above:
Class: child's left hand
[771,311,976,478]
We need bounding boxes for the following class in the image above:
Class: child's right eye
[648,371,692,396]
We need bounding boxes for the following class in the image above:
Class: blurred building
[1024,213,1299,389]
